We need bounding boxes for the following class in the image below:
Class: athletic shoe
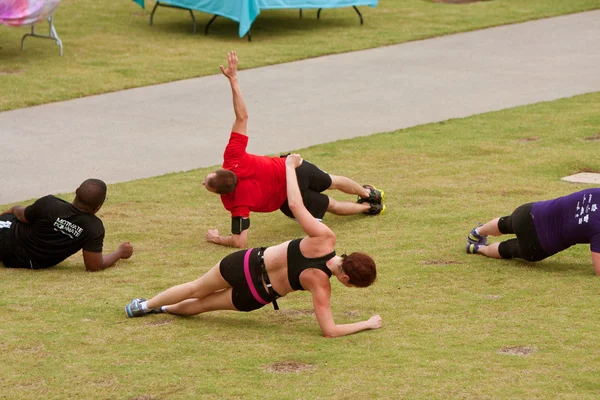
[357,185,384,204]
[466,242,481,254]
[125,298,147,318]
[363,202,386,216]
[467,225,488,246]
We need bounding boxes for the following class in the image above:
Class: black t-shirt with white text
[13,195,105,268]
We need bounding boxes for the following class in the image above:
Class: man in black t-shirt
[0,179,133,271]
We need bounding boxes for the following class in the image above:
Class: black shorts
[497,203,551,262]
[219,248,272,312]
[0,214,31,269]
[280,161,332,220]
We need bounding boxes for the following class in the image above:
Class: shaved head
[75,179,107,211]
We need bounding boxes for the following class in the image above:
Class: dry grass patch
[583,133,600,141]
[516,137,540,143]
[265,361,315,373]
[421,260,463,265]
[497,346,536,356]
[431,0,490,3]
[485,294,502,300]
[143,319,173,327]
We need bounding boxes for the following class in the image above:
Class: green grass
[0,0,598,111]
[1,92,600,399]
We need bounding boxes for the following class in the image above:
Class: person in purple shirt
[465,188,600,275]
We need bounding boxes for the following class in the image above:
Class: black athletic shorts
[280,161,332,220]
[219,248,272,312]
[497,203,551,262]
[0,214,32,269]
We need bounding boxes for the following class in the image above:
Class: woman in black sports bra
[125,154,382,338]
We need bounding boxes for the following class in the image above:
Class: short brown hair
[207,169,238,194]
[342,252,377,287]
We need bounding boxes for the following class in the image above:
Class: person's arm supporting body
[220,50,248,136]
[206,227,248,248]
[1,205,29,223]
[302,270,382,338]
[205,50,249,249]
[83,242,133,272]
[287,154,382,337]
[591,251,600,276]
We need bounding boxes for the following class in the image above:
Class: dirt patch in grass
[485,294,502,300]
[0,69,25,75]
[431,0,490,3]
[274,309,314,323]
[516,137,540,143]
[498,346,535,356]
[278,309,314,317]
[130,396,157,400]
[344,310,360,318]
[577,167,600,173]
[421,260,462,265]
[265,361,315,373]
[583,133,600,141]
[144,319,172,327]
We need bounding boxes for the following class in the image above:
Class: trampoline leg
[204,14,218,35]
[299,9,302,18]
[21,16,63,56]
[353,6,364,25]
[188,9,196,34]
[317,7,364,25]
[150,1,160,26]
[151,2,195,33]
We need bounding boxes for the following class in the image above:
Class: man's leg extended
[329,175,370,198]
[327,196,371,216]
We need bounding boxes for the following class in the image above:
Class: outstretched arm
[206,228,248,248]
[220,50,248,136]
[302,270,382,338]
[1,205,29,223]
[285,154,334,239]
[83,242,133,272]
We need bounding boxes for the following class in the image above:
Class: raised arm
[1,205,29,223]
[285,154,334,239]
[302,270,382,338]
[220,50,247,136]
[83,242,133,272]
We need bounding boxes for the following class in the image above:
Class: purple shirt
[532,189,600,255]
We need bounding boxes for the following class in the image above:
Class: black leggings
[497,203,550,262]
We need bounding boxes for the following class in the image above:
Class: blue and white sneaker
[467,224,488,246]
[466,242,481,255]
[125,298,147,318]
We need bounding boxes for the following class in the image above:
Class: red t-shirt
[220,132,287,218]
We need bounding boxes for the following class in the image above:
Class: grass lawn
[0,0,598,111]
[1,92,599,399]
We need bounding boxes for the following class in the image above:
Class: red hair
[341,252,376,287]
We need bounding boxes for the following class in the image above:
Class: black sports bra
[287,238,336,290]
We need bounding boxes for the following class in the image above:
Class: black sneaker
[357,185,384,204]
[363,202,386,215]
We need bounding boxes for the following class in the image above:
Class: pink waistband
[243,249,268,305]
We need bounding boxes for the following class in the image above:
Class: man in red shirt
[204,51,385,248]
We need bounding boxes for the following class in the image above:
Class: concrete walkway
[1,10,599,205]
